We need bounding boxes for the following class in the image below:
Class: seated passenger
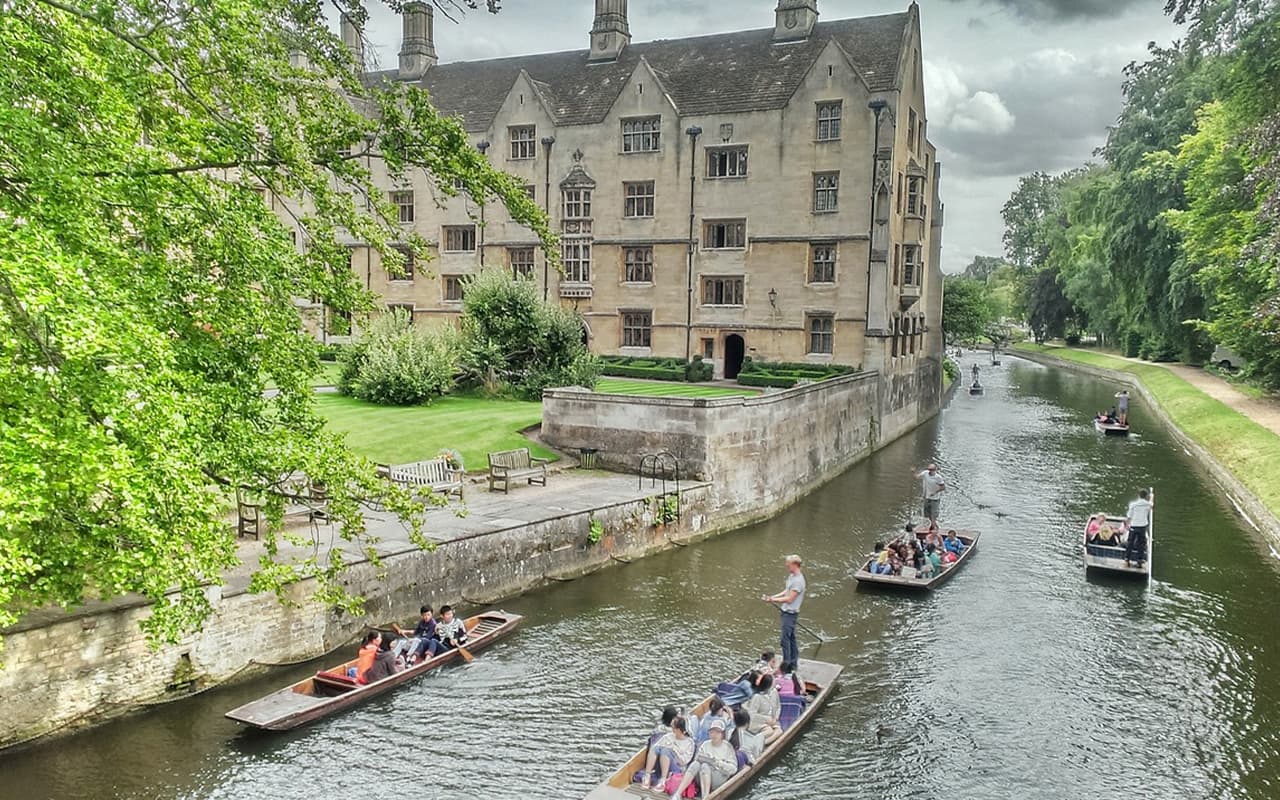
[693,696,734,744]
[752,650,779,676]
[743,674,783,743]
[731,709,765,765]
[918,553,936,579]
[363,637,406,683]
[652,706,681,737]
[869,542,892,575]
[433,605,468,653]
[391,604,437,665]
[353,631,381,684]
[1085,513,1104,539]
[776,661,803,696]
[1093,521,1121,546]
[944,530,966,555]
[670,719,739,799]
[640,716,694,791]
[926,544,943,573]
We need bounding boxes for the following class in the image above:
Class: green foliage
[655,494,680,525]
[599,355,714,383]
[460,269,599,399]
[587,517,604,545]
[0,0,553,645]
[338,310,458,405]
[942,277,994,346]
[685,355,714,382]
[942,358,960,386]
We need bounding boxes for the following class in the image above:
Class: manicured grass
[264,362,343,390]
[314,393,555,471]
[1016,343,1280,518]
[594,378,760,398]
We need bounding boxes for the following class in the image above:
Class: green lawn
[315,393,554,471]
[1016,343,1280,518]
[594,378,760,398]
[264,362,343,390]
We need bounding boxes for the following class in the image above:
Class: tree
[941,277,993,347]
[1001,172,1063,274]
[0,0,553,646]
[1026,269,1076,343]
[961,255,1009,283]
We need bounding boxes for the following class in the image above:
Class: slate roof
[366,11,911,132]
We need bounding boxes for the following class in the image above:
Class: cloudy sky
[355,0,1181,273]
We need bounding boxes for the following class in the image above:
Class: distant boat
[1094,416,1130,436]
[855,529,980,591]
[968,383,984,395]
[584,659,843,800]
[1083,489,1153,579]
[224,611,522,730]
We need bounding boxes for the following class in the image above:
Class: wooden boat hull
[855,530,980,590]
[224,610,522,730]
[584,659,844,800]
[968,386,984,395]
[1083,491,1153,578]
[1094,419,1130,436]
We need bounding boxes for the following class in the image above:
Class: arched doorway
[725,334,746,380]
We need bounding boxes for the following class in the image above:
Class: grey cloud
[958,0,1153,22]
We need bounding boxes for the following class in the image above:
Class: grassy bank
[1016,343,1280,518]
[316,393,554,471]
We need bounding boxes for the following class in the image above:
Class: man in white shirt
[915,464,946,532]
[1124,488,1153,568]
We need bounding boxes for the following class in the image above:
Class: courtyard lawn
[1016,343,1280,519]
[315,393,555,471]
[594,378,760,398]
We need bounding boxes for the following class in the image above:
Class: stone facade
[299,0,944,380]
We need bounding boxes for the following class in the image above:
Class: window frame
[809,243,837,284]
[813,171,840,213]
[621,116,662,154]
[442,274,465,303]
[563,188,592,220]
[389,190,414,224]
[621,310,653,348]
[623,181,656,219]
[623,246,654,283]
[816,101,843,141]
[807,314,835,355]
[388,244,415,282]
[508,125,537,160]
[706,146,749,179]
[442,225,477,253]
[903,245,921,286]
[562,240,592,283]
[701,275,745,307]
[508,246,535,278]
[906,176,924,217]
[702,219,747,250]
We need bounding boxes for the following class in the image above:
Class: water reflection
[2,355,1278,799]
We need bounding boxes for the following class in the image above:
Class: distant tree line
[991,0,1280,385]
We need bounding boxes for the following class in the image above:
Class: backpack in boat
[663,774,698,798]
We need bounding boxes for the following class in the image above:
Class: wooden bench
[488,448,549,494]
[386,457,465,500]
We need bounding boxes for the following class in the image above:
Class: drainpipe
[866,99,888,328]
[541,135,556,301]
[684,125,702,362]
[476,139,490,263]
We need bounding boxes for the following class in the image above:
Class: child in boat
[640,716,694,791]
[776,661,804,696]
[731,709,765,764]
[944,530,965,556]
[434,605,468,652]
[693,696,734,744]
[869,542,892,575]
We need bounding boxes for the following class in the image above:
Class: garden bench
[487,447,549,494]
[386,457,465,500]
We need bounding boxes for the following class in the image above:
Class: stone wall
[0,485,714,748]
[544,360,942,527]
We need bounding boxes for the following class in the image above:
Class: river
[3,355,1278,800]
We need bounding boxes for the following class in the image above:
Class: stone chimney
[774,0,818,41]
[399,2,437,80]
[340,12,365,71]
[589,0,630,62]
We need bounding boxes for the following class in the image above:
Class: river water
[3,355,1279,800]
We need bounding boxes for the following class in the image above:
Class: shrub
[339,309,458,405]
[943,358,959,384]
[738,373,799,389]
[319,343,345,362]
[1065,333,1082,346]
[685,354,714,382]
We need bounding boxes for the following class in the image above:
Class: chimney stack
[774,0,818,41]
[340,12,365,72]
[399,2,437,80]
[589,0,630,62]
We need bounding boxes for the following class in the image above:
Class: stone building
[323,0,944,380]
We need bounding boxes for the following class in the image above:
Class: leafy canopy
[0,0,553,645]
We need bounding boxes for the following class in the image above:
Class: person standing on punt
[762,555,806,668]
[1116,390,1130,425]
[915,463,947,532]
[1124,488,1153,568]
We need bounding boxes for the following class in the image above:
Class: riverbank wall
[1014,348,1280,547]
[544,360,943,530]
[0,358,944,750]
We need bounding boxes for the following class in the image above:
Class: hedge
[738,373,799,389]
[601,364,687,381]
[600,355,714,383]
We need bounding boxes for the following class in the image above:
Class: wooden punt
[854,529,980,591]
[584,658,843,800]
[224,610,522,730]
[1094,417,1131,436]
[1083,489,1153,579]
[968,383,985,395]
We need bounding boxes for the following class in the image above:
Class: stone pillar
[399,2,437,80]
[340,13,365,72]
[589,0,630,61]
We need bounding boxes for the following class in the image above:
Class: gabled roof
[366,12,911,132]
